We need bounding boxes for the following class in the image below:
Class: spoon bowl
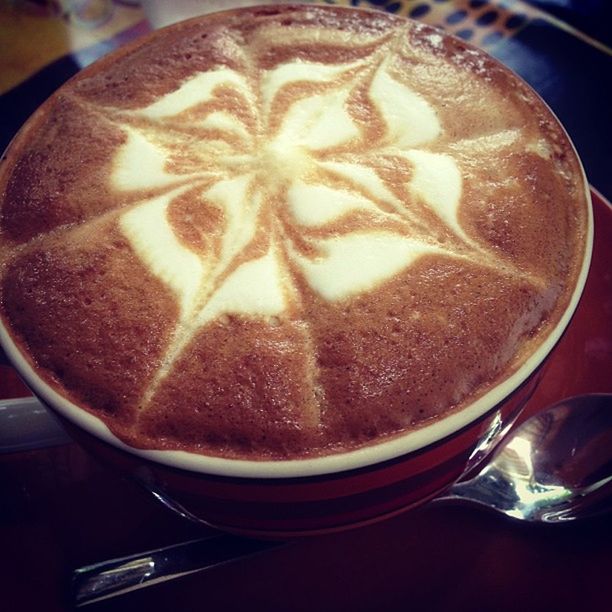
[436,393,612,522]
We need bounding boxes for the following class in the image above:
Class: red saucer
[518,188,612,418]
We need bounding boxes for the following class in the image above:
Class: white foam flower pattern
[105,51,506,376]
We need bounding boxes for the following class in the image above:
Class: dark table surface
[1,2,611,611]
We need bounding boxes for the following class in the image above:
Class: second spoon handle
[72,534,286,607]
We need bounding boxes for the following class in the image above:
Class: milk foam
[113,129,198,190]
[201,111,252,142]
[317,161,400,204]
[204,174,259,270]
[261,60,361,116]
[137,69,253,119]
[526,139,552,159]
[120,188,206,317]
[111,43,475,326]
[275,88,359,150]
[403,150,464,239]
[291,232,441,301]
[451,129,520,153]
[288,180,380,226]
[370,60,441,148]
[197,246,288,325]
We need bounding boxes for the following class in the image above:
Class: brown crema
[0,5,589,460]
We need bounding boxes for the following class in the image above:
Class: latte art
[115,49,464,366]
[0,7,589,460]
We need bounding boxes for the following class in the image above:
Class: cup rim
[0,6,595,479]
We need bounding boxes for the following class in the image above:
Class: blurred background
[1,0,611,200]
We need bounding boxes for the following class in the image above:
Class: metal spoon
[434,393,612,522]
[69,393,612,606]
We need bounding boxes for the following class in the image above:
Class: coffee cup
[0,5,592,535]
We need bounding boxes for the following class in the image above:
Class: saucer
[519,188,612,418]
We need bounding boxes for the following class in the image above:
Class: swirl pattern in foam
[0,6,589,460]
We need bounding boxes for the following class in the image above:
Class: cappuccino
[0,6,589,461]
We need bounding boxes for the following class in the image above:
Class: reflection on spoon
[435,393,612,522]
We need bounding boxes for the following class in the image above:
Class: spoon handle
[72,534,285,607]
